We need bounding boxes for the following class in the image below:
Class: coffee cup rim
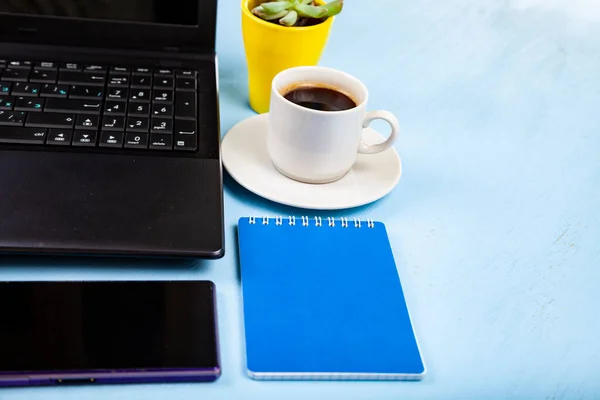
[271,66,369,115]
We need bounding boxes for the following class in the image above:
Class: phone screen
[0,281,218,373]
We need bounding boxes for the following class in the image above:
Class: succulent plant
[252,0,343,27]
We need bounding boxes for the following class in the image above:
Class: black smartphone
[0,280,220,387]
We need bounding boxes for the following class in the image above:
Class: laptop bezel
[0,0,217,53]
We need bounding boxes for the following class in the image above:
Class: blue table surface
[2,0,600,399]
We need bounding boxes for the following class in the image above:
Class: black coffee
[283,85,356,112]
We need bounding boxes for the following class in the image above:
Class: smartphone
[0,280,220,386]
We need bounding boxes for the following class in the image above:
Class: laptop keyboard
[0,59,199,151]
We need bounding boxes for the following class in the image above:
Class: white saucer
[221,114,402,210]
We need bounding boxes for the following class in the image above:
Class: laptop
[0,1,224,259]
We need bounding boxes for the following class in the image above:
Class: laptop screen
[0,0,199,26]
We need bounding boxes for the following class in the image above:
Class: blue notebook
[237,216,425,381]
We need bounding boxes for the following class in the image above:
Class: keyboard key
[0,126,46,144]
[69,85,104,100]
[14,97,44,111]
[60,63,82,71]
[8,61,32,69]
[152,90,173,103]
[175,91,196,120]
[35,61,57,70]
[108,74,129,87]
[129,89,150,103]
[128,103,149,116]
[0,111,26,126]
[30,69,58,83]
[104,101,127,115]
[149,134,173,150]
[0,60,6,68]
[99,131,124,148]
[84,65,107,73]
[150,118,173,134]
[0,96,15,110]
[12,83,41,97]
[174,119,196,136]
[111,66,130,73]
[154,77,174,89]
[46,129,72,146]
[131,75,152,89]
[155,68,173,76]
[107,87,128,101]
[26,112,74,128]
[176,77,196,91]
[102,116,125,131]
[41,84,69,98]
[134,67,152,75]
[0,82,12,95]
[126,117,149,132]
[45,98,101,114]
[152,103,173,118]
[176,69,196,77]
[75,115,99,130]
[72,130,98,147]
[124,132,149,149]
[174,133,197,151]
[59,71,105,86]
[2,68,29,82]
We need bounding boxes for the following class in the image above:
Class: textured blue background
[2,0,600,399]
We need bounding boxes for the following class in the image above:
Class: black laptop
[0,1,224,258]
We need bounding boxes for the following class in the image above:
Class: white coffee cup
[267,66,399,184]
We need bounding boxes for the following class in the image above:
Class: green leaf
[261,1,293,14]
[253,6,289,20]
[279,10,298,26]
[264,9,290,20]
[251,5,266,16]
[300,0,313,4]
[295,4,327,18]
[321,0,343,17]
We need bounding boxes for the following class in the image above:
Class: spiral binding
[247,216,376,228]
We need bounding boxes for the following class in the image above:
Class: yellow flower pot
[241,0,335,114]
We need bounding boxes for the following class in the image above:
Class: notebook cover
[237,216,425,381]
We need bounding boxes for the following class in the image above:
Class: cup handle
[358,110,400,154]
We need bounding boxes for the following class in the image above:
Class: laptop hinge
[163,45,215,56]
